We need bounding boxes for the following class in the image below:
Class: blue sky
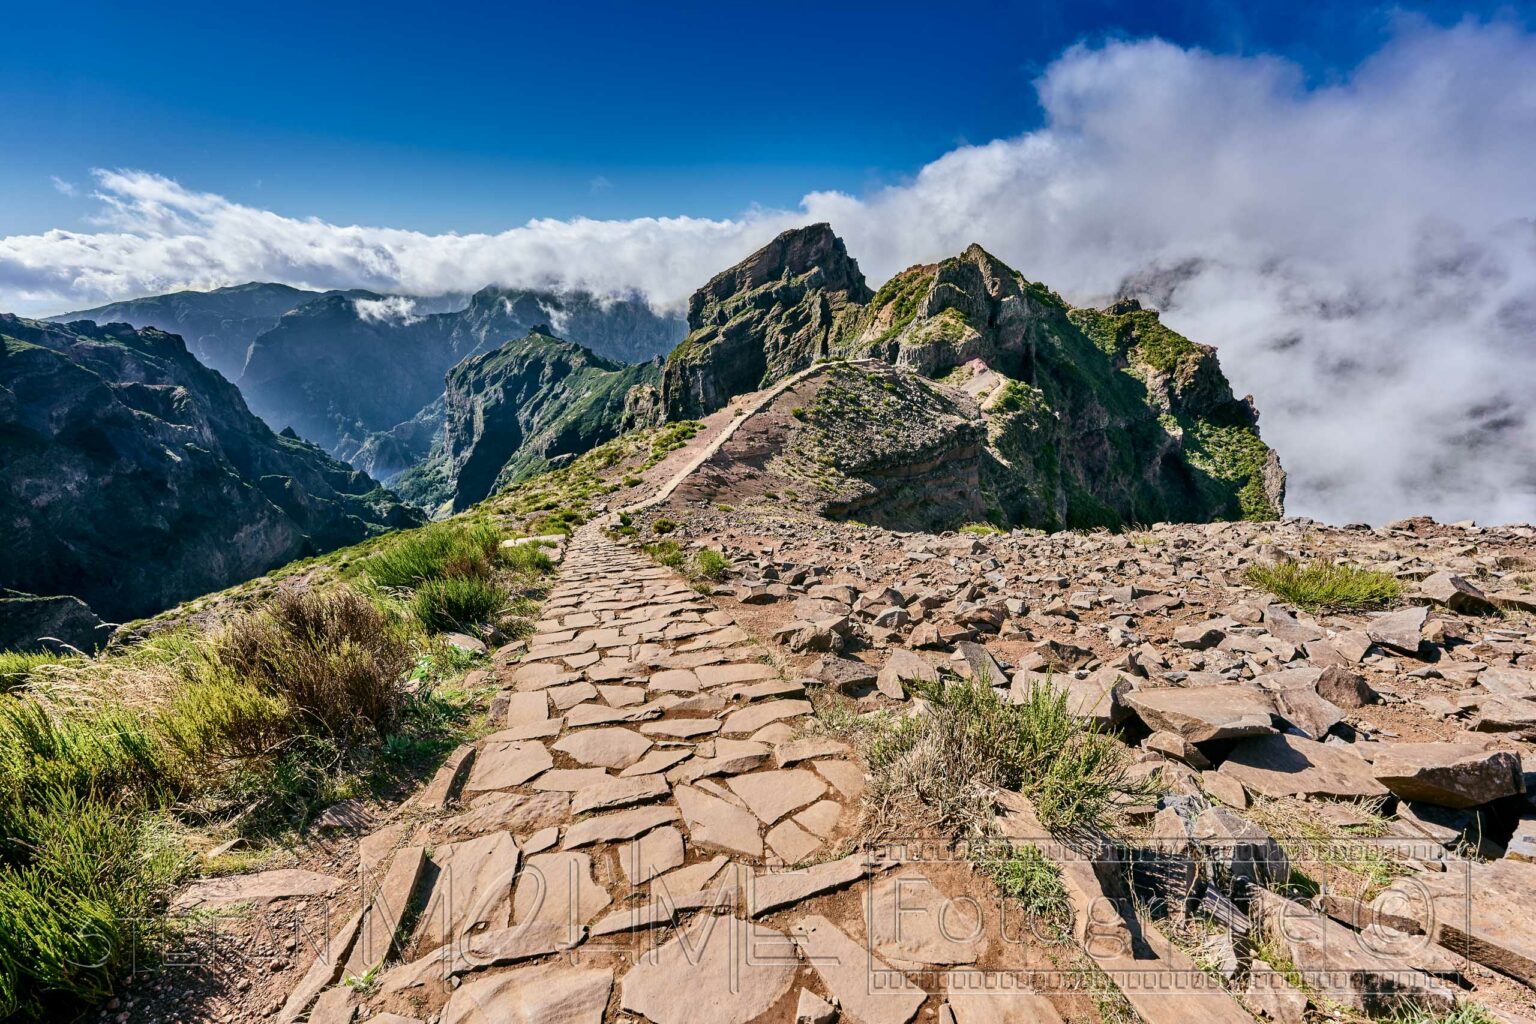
[4,2,1536,523]
[3,0,1525,235]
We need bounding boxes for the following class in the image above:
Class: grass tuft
[863,677,1151,837]
[1245,558,1401,611]
[410,576,510,633]
[362,520,504,590]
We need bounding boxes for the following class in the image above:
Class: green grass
[0,651,74,692]
[863,677,1152,836]
[985,844,1069,921]
[643,539,686,570]
[652,518,679,535]
[361,520,504,589]
[1245,558,1401,611]
[359,520,549,632]
[410,576,510,633]
[693,548,732,582]
[958,522,1005,536]
[1388,1004,1500,1024]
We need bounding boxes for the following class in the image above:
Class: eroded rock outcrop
[659,225,1283,530]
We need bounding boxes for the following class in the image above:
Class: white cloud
[49,176,77,197]
[353,295,422,324]
[3,19,1533,524]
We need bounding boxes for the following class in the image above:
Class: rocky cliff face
[239,286,684,457]
[661,224,871,419]
[0,315,422,628]
[659,226,1283,530]
[394,329,661,514]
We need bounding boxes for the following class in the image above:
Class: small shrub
[410,576,510,633]
[1245,558,1400,611]
[652,518,679,535]
[958,522,1005,536]
[216,588,412,740]
[643,540,686,570]
[864,678,1149,837]
[693,548,732,582]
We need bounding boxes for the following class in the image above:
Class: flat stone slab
[813,759,866,800]
[418,832,520,945]
[530,767,613,792]
[513,851,610,930]
[618,825,687,885]
[794,799,843,838]
[572,774,671,815]
[553,727,653,769]
[621,748,694,777]
[1218,732,1389,800]
[764,819,821,863]
[720,699,813,736]
[696,663,779,687]
[749,854,872,916]
[466,740,552,792]
[504,691,549,726]
[458,921,580,971]
[792,914,924,1024]
[1368,741,1523,808]
[675,784,763,857]
[176,868,343,908]
[620,916,798,1024]
[641,718,722,739]
[345,847,423,976]
[1380,857,1536,987]
[650,668,703,692]
[562,804,678,849]
[774,737,850,766]
[1124,685,1276,743]
[945,981,1065,1024]
[867,871,984,967]
[444,791,569,837]
[727,769,827,824]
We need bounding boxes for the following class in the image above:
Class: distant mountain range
[51,283,687,475]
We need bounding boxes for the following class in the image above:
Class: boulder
[1367,742,1523,809]
[1124,685,1276,743]
[1416,572,1495,614]
[1219,733,1389,800]
[1315,665,1378,708]
[1365,606,1428,654]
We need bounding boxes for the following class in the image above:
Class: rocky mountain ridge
[662,225,1283,531]
[0,314,421,642]
[57,283,688,481]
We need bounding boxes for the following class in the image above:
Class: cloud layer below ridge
[4,20,1534,525]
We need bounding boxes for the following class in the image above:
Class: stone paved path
[273,513,1278,1024]
[277,525,962,1024]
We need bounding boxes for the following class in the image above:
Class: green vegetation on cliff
[657,227,1283,532]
